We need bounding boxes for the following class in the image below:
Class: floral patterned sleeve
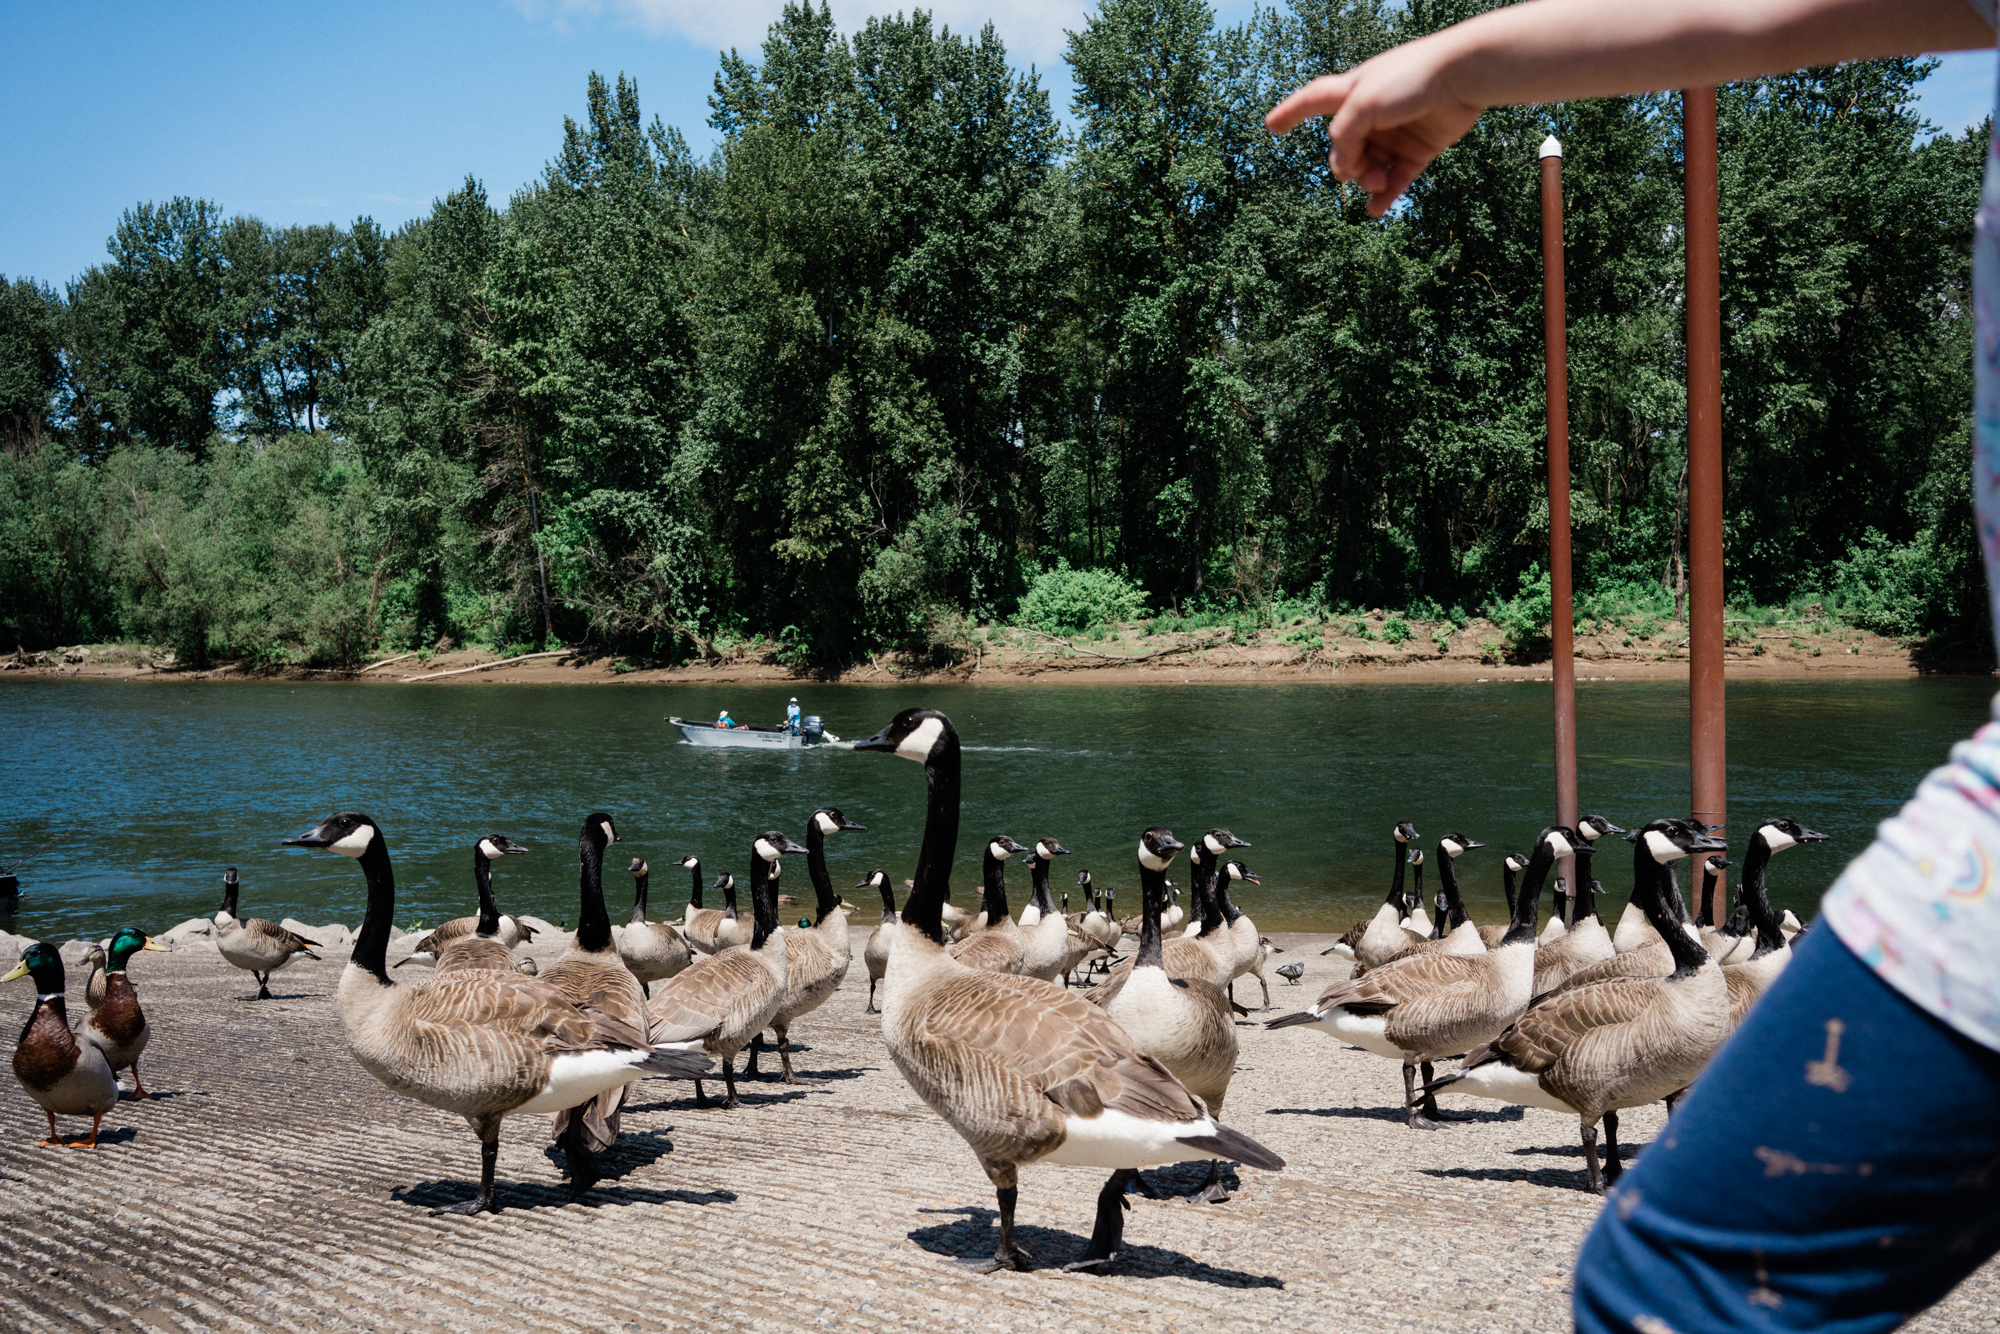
[1821,9,2000,1050]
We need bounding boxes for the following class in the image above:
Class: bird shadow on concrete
[909,1206,1283,1287]
[46,1126,139,1147]
[1265,1104,1524,1125]
[1418,1165,1594,1192]
[535,1126,683,1182]
[394,1175,738,1213]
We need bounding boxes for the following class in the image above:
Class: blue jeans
[1575,927,2000,1333]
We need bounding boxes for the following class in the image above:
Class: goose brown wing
[394,972,612,1055]
[1310,952,1487,1016]
[1532,943,1670,1002]
[411,916,477,955]
[1469,976,1663,1074]
[435,937,517,975]
[248,917,321,956]
[645,949,770,1044]
[948,930,1019,973]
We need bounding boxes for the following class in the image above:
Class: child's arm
[1267,0,1994,216]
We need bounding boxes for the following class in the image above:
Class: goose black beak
[1799,827,1831,843]
[773,835,810,856]
[1460,839,1488,850]
[1242,871,1263,884]
[853,728,897,753]
[283,825,334,848]
[839,816,868,832]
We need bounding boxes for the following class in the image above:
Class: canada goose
[1482,854,1529,947]
[215,867,321,999]
[855,707,1283,1272]
[1077,872,1120,971]
[1379,838,1489,965]
[83,944,107,1009]
[939,895,976,942]
[1716,821,1826,1024]
[860,870,896,1013]
[1212,859,1275,1010]
[1532,873,1615,994]
[1086,852,1241,1004]
[675,855,720,953]
[81,926,168,1099]
[1269,824,1575,1129]
[1694,856,1754,964]
[948,836,1031,974]
[1180,830,1250,942]
[1018,839,1075,982]
[747,807,865,1083]
[283,811,710,1213]
[1276,961,1306,985]
[614,857,692,994]
[399,837,537,967]
[539,812,654,1192]
[1118,882,1184,940]
[1058,891,1103,985]
[647,831,802,1108]
[1423,818,1730,1192]
[427,836,533,975]
[516,956,539,976]
[1099,827,1246,1204]
[1324,821,1421,963]
[5,942,119,1146]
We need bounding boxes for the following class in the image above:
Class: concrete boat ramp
[2,932,1993,1332]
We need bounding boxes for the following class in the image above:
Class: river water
[0,676,1990,941]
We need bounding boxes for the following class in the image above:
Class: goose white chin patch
[1758,823,1798,852]
[1440,839,1463,858]
[1643,829,1686,863]
[477,838,502,860]
[988,841,1014,861]
[1137,841,1172,872]
[1542,831,1575,858]
[330,824,377,858]
[816,811,841,834]
[755,838,781,862]
[598,819,617,845]
[1506,856,1527,871]
[895,716,944,762]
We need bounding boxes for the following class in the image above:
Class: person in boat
[783,697,802,735]
[716,709,738,730]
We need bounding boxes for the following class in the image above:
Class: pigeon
[1276,961,1306,985]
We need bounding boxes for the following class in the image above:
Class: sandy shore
[1,929,1993,1332]
[3,615,1968,688]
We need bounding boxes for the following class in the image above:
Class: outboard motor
[801,715,826,742]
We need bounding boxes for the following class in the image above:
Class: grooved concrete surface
[2,933,1993,1333]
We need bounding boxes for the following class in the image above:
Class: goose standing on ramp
[861,870,896,1013]
[748,807,865,1082]
[646,832,803,1108]
[855,707,1283,1273]
[1324,822,1421,963]
[948,835,1031,973]
[426,836,532,975]
[1269,825,1575,1129]
[399,837,537,967]
[540,813,653,1195]
[216,867,321,999]
[614,857,692,994]
[284,812,710,1214]
[1018,839,1075,982]
[1481,853,1529,947]
[6,942,119,1146]
[1423,818,1730,1193]
[82,926,169,1099]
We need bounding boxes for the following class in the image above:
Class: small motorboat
[666,715,842,750]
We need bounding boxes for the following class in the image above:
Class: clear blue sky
[0,2,1991,290]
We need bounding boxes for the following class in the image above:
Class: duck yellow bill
[0,961,29,983]
[143,939,170,952]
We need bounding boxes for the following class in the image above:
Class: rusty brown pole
[1685,86,1728,921]
[1541,134,1578,900]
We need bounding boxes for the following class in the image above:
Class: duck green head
[1,941,64,994]
[107,926,165,971]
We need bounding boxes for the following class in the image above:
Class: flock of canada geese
[4,705,1825,1272]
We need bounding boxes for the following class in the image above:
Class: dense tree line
[0,0,1984,667]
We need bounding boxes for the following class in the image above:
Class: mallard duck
[6,941,119,1146]
[82,926,169,1099]
[83,944,107,1009]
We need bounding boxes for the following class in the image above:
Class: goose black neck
[1696,862,1721,928]
[749,854,781,950]
[722,878,741,919]
[1385,838,1408,906]
[222,881,240,920]
[351,838,399,982]
[628,868,650,926]
[1436,853,1470,930]
[687,861,704,907]
[1570,844,1598,925]
[1741,835,1784,956]
[807,823,839,924]
[574,835,613,953]
[1502,840,1554,946]
[1029,855,1056,916]
[901,732,961,945]
[879,883,898,924]
[1577,879,1601,923]
[1214,870,1244,926]
[1633,845,1710,979]
[474,846,501,938]
[1189,849,1223,936]
[1135,860,1169,970]
[1502,861,1518,915]
[981,847,1011,922]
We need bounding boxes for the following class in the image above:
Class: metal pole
[1684,86,1727,919]
[1541,135,1578,891]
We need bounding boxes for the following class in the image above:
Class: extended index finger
[1265,72,1353,136]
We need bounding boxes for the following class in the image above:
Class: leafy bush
[1832,526,1979,641]
[1492,567,1554,657]
[1382,616,1412,644]
[1014,560,1148,634]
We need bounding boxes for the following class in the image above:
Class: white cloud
[512,0,1091,67]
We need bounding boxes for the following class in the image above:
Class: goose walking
[215,867,321,999]
[428,836,533,975]
[1100,827,1246,1204]
[540,813,653,1192]
[1423,818,1729,1192]
[283,812,710,1214]
[1018,840,1076,982]
[861,870,896,1014]
[646,832,803,1108]
[948,836,1031,974]
[747,807,865,1083]
[6,942,119,1146]
[81,926,168,1099]
[614,857,693,994]
[1269,825,1574,1129]
[855,708,1282,1273]
[399,837,537,967]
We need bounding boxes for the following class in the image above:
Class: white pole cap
[1540,135,1563,159]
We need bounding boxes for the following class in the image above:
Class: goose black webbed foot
[1127,1171,1164,1199]
[1186,1160,1232,1204]
[557,1120,600,1200]
[1064,1169,1135,1271]
[431,1193,498,1216]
